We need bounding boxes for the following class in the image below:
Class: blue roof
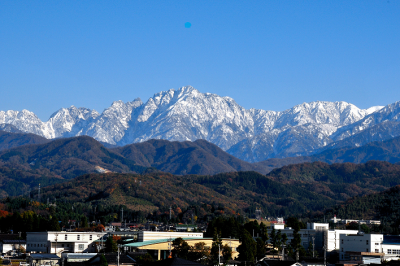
[383,235,400,245]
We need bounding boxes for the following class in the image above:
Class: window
[375,243,379,245]
[341,239,343,244]
[342,248,344,252]
[65,235,68,240]
[366,248,369,252]
[62,244,64,247]
[67,244,70,247]
[366,240,369,245]
[388,249,392,254]
[90,235,92,241]
[77,235,80,240]
[375,249,379,253]
[78,244,84,250]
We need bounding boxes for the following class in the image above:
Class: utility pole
[169,206,172,220]
[312,237,315,258]
[55,233,58,255]
[121,208,124,223]
[323,245,326,266]
[218,244,221,266]
[117,245,120,266]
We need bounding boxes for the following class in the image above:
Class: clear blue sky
[1,1,399,120]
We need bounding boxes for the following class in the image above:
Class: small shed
[29,253,60,266]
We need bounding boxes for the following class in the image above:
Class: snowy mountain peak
[0,86,398,162]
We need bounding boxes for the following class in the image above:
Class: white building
[329,215,380,225]
[268,222,367,254]
[326,229,358,251]
[267,223,328,252]
[26,232,107,254]
[138,231,203,242]
[0,240,26,255]
[338,233,400,263]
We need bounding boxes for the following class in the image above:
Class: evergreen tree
[172,238,190,259]
[256,238,266,261]
[237,230,256,262]
[81,216,88,228]
[105,236,118,253]
[270,228,276,249]
[100,254,108,266]
[260,222,269,242]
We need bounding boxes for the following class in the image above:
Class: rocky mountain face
[2,86,397,162]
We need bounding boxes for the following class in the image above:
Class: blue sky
[1,1,399,120]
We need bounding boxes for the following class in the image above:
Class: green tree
[361,224,371,233]
[105,236,118,253]
[81,216,88,228]
[260,222,269,242]
[49,216,60,231]
[172,237,190,259]
[188,242,210,264]
[275,230,282,251]
[100,254,108,266]
[237,230,256,262]
[256,238,266,260]
[136,253,154,264]
[222,244,232,262]
[270,228,276,250]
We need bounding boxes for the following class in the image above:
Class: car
[2,259,12,265]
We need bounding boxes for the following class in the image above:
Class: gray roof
[31,254,60,260]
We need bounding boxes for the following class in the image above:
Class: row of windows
[64,234,92,240]
[387,249,400,254]
[341,239,371,245]
[27,244,47,248]
[28,243,72,248]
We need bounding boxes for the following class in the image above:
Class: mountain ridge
[1,86,392,162]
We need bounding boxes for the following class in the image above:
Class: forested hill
[111,139,270,175]
[311,135,400,164]
[38,171,335,217]
[320,185,400,234]
[0,130,50,151]
[266,160,400,201]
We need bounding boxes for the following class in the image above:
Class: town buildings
[26,231,107,254]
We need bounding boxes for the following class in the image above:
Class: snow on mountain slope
[0,86,391,162]
[332,102,397,141]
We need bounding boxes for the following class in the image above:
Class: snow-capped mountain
[0,86,392,162]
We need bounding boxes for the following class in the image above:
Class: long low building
[124,237,240,260]
[138,231,203,242]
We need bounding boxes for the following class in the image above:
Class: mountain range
[2,86,400,163]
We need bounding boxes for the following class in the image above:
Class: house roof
[31,254,60,260]
[2,240,26,244]
[88,253,136,264]
[0,234,19,241]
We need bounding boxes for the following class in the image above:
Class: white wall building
[267,223,328,252]
[0,240,26,255]
[138,231,203,242]
[339,233,400,263]
[26,232,107,254]
[326,229,359,252]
